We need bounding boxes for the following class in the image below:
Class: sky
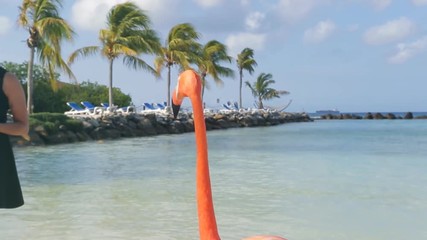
[0,0,426,113]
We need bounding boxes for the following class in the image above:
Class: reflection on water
[2,121,427,239]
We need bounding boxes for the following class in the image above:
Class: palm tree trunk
[239,69,243,109]
[258,96,263,109]
[201,74,206,101]
[202,84,205,100]
[167,65,171,108]
[27,47,35,114]
[109,59,114,107]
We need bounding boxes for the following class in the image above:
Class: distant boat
[316,109,340,115]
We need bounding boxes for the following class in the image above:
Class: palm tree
[68,2,160,107]
[236,48,257,109]
[154,23,200,108]
[196,40,234,99]
[245,73,289,109]
[18,0,75,114]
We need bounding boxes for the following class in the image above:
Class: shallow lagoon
[2,120,427,239]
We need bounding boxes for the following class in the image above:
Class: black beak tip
[172,102,181,119]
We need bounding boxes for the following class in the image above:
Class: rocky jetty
[320,112,427,120]
[11,110,312,147]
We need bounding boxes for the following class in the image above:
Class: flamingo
[171,69,287,240]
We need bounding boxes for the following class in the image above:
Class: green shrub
[42,122,59,134]
[29,118,43,128]
[64,119,83,132]
[29,112,83,134]
[30,112,69,123]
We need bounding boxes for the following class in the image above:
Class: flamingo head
[172,70,202,119]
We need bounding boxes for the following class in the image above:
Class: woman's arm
[0,72,29,139]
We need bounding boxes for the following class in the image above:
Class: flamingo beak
[172,100,181,119]
[172,89,182,119]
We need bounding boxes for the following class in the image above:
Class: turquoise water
[1,120,427,240]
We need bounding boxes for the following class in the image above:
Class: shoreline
[11,110,312,147]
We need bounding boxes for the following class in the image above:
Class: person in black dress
[0,66,29,209]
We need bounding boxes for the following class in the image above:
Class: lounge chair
[81,101,105,114]
[143,103,157,110]
[142,102,167,113]
[156,103,166,109]
[101,103,135,113]
[218,103,234,114]
[233,102,239,110]
[64,102,91,115]
[222,103,232,110]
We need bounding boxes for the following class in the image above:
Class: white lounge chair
[101,103,135,113]
[64,102,91,115]
[81,101,105,114]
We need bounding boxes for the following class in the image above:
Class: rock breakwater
[12,110,311,147]
[319,112,427,120]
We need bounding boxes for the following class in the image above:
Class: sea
[1,119,426,240]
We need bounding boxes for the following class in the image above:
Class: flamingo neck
[191,95,220,240]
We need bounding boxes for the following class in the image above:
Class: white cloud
[71,0,127,31]
[388,36,427,64]
[304,20,336,43]
[276,0,324,23]
[193,0,224,8]
[0,16,11,36]
[412,0,427,6]
[134,0,180,27]
[363,17,415,45]
[225,32,266,56]
[245,12,265,31]
[371,0,392,10]
[71,0,179,31]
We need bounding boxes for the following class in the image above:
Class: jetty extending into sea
[11,110,311,147]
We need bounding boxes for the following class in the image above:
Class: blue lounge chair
[81,101,104,114]
[142,102,167,113]
[65,102,91,115]
[233,102,239,110]
[143,103,157,110]
[222,103,232,110]
[156,103,166,109]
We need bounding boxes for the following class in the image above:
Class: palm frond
[276,90,290,95]
[154,56,166,75]
[68,46,100,64]
[18,0,35,28]
[112,43,138,57]
[122,56,157,76]
[237,47,257,74]
[196,39,234,88]
[245,81,257,97]
[37,40,76,89]
[37,17,74,39]
[246,72,290,104]
[168,23,200,43]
